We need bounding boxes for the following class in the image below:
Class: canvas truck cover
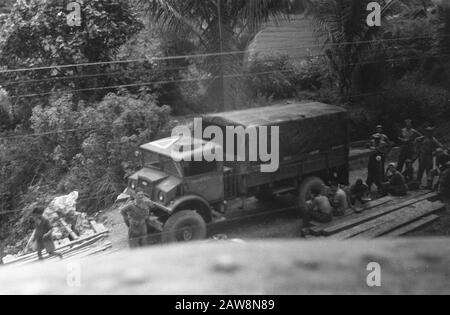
[202,102,349,159]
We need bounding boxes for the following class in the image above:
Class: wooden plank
[382,215,440,238]
[310,190,431,236]
[12,237,111,267]
[354,202,444,239]
[90,221,106,234]
[332,200,444,240]
[310,195,394,235]
[321,192,437,236]
[5,231,109,265]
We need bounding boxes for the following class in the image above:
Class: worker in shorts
[31,207,63,261]
[397,119,420,172]
[121,192,150,248]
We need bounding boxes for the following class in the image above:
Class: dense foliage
[0,0,144,126]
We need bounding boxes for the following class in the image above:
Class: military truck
[120,102,349,243]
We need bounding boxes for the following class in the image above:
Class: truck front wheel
[162,210,207,243]
[298,176,326,214]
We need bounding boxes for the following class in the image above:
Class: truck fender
[168,195,212,223]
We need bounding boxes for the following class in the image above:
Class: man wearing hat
[120,191,151,248]
[373,125,392,145]
[397,119,421,172]
[416,126,443,189]
[367,134,387,192]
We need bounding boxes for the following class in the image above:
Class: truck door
[183,161,224,203]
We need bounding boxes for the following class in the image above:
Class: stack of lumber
[311,190,444,240]
[3,224,111,266]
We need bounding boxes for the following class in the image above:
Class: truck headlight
[158,192,165,203]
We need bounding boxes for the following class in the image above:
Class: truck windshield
[142,150,182,177]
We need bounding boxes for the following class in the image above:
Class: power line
[0,33,448,75]
[5,52,449,100]
[0,63,213,88]
[0,44,432,87]
[0,52,447,141]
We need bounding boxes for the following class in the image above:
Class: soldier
[31,207,63,261]
[367,134,387,192]
[397,119,421,172]
[374,125,392,146]
[120,192,150,248]
[416,127,442,189]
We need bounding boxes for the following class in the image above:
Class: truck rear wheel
[162,210,207,243]
[298,176,326,214]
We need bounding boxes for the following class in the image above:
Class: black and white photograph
[0,0,449,298]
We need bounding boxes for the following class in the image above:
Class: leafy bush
[29,92,172,212]
[245,54,331,99]
[0,0,144,125]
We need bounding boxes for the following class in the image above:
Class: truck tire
[162,210,207,243]
[298,176,326,214]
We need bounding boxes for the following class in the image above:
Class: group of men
[367,120,449,195]
[303,181,352,227]
[302,119,450,235]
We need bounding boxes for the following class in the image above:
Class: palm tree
[302,0,408,98]
[138,0,292,111]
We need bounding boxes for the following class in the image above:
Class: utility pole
[217,0,226,111]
